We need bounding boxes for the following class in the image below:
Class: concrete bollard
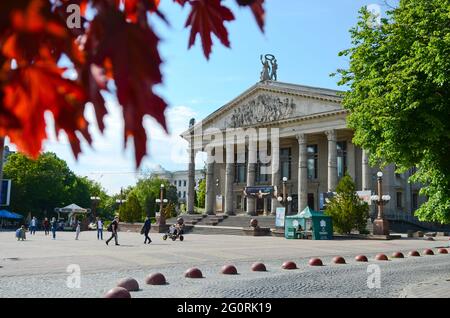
[281,261,297,270]
[355,255,368,262]
[117,278,139,291]
[145,273,166,285]
[104,287,131,298]
[185,267,203,278]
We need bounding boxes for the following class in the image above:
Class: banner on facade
[275,207,285,227]
[215,195,223,212]
[244,186,273,196]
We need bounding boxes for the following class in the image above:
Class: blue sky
[6,0,390,194]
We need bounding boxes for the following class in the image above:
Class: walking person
[106,216,119,246]
[96,217,103,240]
[141,216,152,244]
[30,216,37,235]
[43,218,50,236]
[50,217,57,240]
[75,221,81,240]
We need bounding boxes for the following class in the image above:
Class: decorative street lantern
[371,171,391,235]
[155,183,169,225]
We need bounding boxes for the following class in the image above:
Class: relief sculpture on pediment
[228,94,295,128]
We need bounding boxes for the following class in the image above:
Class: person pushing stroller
[163,217,185,241]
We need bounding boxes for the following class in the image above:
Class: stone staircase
[166,214,277,236]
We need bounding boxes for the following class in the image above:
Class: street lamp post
[371,171,391,236]
[277,177,292,232]
[115,188,126,217]
[155,183,169,226]
[90,196,100,220]
[277,177,293,211]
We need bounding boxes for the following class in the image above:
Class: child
[15,225,26,241]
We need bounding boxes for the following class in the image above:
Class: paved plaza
[0,231,449,298]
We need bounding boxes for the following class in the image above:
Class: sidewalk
[400,279,450,298]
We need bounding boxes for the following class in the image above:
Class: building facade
[151,165,204,203]
[181,80,425,216]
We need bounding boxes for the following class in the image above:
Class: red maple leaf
[0,0,266,168]
[185,0,235,59]
[88,7,167,166]
[236,0,265,32]
[2,62,88,159]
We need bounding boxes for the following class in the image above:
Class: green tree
[336,1,450,223]
[325,174,369,234]
[196,178,206,209]
[3,152,110,220]
[4,152,81,218]
[119,193,143,223]
[129,177,178,218]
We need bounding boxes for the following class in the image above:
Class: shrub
[325,173,369,234]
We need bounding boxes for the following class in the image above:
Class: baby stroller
[162,217,184,241]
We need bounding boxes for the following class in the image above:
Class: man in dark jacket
[142,217,152,244]
[106,216,120,246]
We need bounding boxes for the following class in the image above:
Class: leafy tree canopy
[336,0,450,223]
[3,152,108,218]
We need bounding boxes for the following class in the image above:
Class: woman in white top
[96,217,103,240]
[75,221,81,240]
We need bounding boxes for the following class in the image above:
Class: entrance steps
[166,214,276,236]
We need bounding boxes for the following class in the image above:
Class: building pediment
[182,81,344,138]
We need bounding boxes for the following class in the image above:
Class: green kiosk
[285,206,333,240]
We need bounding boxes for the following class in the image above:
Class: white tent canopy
[55,204,90,214]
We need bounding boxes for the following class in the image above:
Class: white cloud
[5,98,203,195]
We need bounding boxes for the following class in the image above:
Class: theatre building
[181,79,424,219]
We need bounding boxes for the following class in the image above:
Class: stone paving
[0,231,449,298]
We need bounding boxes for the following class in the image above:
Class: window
[412,192,418,211]
[394,165,401,178]
[178,191,181,197]
[280,148,291,180]
[307,193,315,210]
[307,144,318,180]
[235,149,247,183]
[183,180,187,187]
[183,191,186,198]
[256,151,270,183]
[337,141,347,178]
[174,180,177,185]
[178,180,181,187]
[396,192,403,209]
[236,195,242,210]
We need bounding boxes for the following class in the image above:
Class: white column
[325,129,337,192]
[271,140,280,215]
[297,133,308,212]
[246,141,257,215]
[187,147,196,214]
[362,149,371,191]
[224,143,235,215]
[205,160,215,215]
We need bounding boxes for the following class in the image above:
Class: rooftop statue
[260,54,277,82]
